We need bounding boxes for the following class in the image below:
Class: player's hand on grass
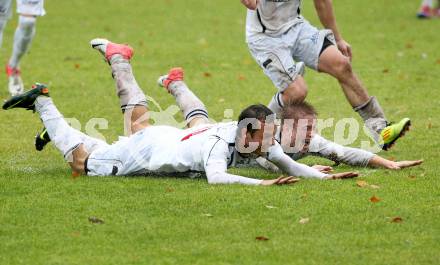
[324,171,359,180]
[312,165,333,173]
[387,160,423,170]
[336,39,352,61]
[241,0,259,10]
[261,176,300,186]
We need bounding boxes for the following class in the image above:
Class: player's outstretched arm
[204,139,297,185]
[310,134,375,167]
[267,142,359,180]
[368,155,423,170]
[241,0,259,10]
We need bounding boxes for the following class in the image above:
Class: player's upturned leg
[158,67,209,127]
[7,15,37,96]
[318,46,410,150]
[90,38,149,135]
[2,84,89,172]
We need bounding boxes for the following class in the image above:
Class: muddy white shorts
[248,19,335,92]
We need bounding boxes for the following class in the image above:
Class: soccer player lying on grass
[151,67,422,172]
[2,39,358,185]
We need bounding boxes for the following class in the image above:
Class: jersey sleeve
[266,142,327,179]
[203,137,263,185]
[309,135,374,167]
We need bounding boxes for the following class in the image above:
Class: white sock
[8,16,36,68]
[268,92,284,117]
[168,81,208,124]
[110,55,148,112]
[35,97,83,161]
[0,16,8,48]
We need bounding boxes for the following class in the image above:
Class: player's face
[281,114,316,153]
[244,121,278,156]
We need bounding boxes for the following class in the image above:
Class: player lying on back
[2,39,358,185]
[150,67,422,172]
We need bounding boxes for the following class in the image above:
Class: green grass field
[1,1,439,264]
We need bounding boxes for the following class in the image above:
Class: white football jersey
[246,0,303,41]
[88,122,265,184]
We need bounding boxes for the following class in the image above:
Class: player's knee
[334,56,353,79]
[283,78,308,103]
[18,15,36,35]
[70,145,88,173]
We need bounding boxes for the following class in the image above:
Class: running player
[240,0,410,151]
[3,39,358,184]
[0,0,45,95]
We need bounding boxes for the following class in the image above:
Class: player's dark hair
[237,104,274,135]
[281,101,317,121]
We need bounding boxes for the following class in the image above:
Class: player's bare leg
[317,45,410,150]
[268,75,308,117]
[91,38,149,135]
[158,67,209,128]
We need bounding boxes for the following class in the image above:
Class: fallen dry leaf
[74,63,80,69]
[436,59,440,64]
[88,217,104,224]
[238,74,246,80]
[256,236,269,241]
[203,72,212,78]
[427,121,432,129]
[391,217,403,223]
[387,157,396,161]
[166,187,175,193]
[356,180,368,187]
[405,43,413,49]
[370,185,380,189]
[299,217,310,224]
[408,175,416,180]
[370,196,381,203]
[382,69,389,73]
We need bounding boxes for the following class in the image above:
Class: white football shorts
[248,19,335,92]
[0,0,45,18]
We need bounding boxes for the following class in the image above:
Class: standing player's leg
[316,39,410,150]
[283,21,410,151]
[90,38,150,135]
[2,84,95,174]
[7,0,45,96]
[0,0,12,48]
[157,67,209,128]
